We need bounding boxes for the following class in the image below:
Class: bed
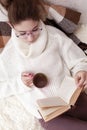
[0,0,87,130]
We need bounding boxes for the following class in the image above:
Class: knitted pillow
[0,4,11,48]
[44,4,87,55]
[45,4,81,34]
[0,22,11,48]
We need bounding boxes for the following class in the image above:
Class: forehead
[13,19,39,31]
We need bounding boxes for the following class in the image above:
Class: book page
[37,76,77,107]
[38,105,70,122]
[37,96,67,108]
[69,86,82,105]
[57,76,78,104]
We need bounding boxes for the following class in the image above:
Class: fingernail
[28,73,34,77]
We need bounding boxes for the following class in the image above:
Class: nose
[27,34,35,42]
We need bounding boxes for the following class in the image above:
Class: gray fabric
[0,22,11,36]
[69,34,81,45]
[59,18,77,34]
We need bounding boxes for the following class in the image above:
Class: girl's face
[13,19,42,44]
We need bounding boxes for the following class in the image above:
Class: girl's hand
[21,72,34,87]
[74,71,87,88]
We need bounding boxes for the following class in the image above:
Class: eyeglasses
[14,27,42,39]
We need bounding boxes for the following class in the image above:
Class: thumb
[74,76,81,87]
[75,76,84,87]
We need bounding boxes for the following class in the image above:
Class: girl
[0,0,87,130]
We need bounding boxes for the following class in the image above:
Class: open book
[36,76,82,122]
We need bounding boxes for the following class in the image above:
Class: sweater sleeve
[60,35,87,76]
[0,58,30,99]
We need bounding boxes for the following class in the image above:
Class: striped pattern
[49,4,81,33]
[45,4,87,55]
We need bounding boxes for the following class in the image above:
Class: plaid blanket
[48,4,81,33]
[0,22,11,48]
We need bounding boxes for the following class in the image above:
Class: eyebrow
[17,24,38,33]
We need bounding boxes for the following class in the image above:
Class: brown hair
[0,0,11,10]
[0,0,47,25]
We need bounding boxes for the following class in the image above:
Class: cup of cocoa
[33,73,48,88]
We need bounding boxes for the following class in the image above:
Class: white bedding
[0,96,44,130]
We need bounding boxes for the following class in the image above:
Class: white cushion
[74,24,87,44]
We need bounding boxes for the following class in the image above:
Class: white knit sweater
[0,21,87,118]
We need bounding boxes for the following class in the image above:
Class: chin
[27,42,33,45]
[28,38,38,44]
[22,39,33,44]
[24,35,39,44]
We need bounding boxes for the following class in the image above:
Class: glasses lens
[16,28,42,39]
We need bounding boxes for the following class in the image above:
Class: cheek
[34,33,40,40]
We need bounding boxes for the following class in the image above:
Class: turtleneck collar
[11,21,48,58]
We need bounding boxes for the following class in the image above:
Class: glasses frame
[13,23,42,39]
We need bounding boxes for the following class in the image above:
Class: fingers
[75,76,85,87]
[23,78,33,87]
[22,72,34,77]
[21,72,34,87]
[74,71,87,88]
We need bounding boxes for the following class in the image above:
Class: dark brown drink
[33,73,48,88]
